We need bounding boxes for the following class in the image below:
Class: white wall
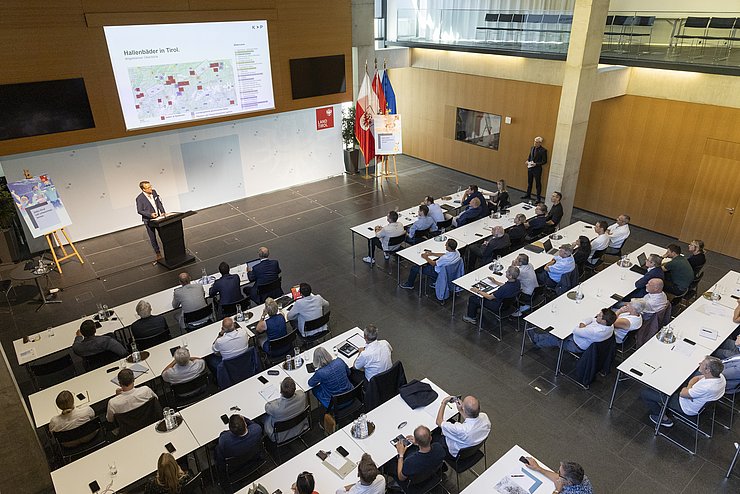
[0,105,345,247]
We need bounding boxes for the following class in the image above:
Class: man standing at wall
[522,136,548,202]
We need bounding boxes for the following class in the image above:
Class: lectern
[150,211,196,269]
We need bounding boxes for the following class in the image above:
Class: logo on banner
[316,107,334,130]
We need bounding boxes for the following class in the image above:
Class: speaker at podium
[150,211,196,269]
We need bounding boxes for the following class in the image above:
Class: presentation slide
[8,175,72,238]
[103,21,275,130]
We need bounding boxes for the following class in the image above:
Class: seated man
[172,272,208,329]
[162,347,206,385]
[210,261,243,309]
[106,368,158,422]
[523,459,593,494]
[507,215,526,245]
[687,239,706,274]
[353,324,393,382]
[637,278,669,315]
[662,243,694,296]
[631,254,664,298]
[587,221,610,264]
[461,185,488,216]
[434,395,491,458]
[544,191,564,228]
[364,210,405,264]
[215,414,263,479]
[287,283,330,337]
[528,308,616,354]
[462,266,520,325]
[452,197,482,228]
[423,196,445,225]
[247,246,281,302]
[72,320,128,360]
[613,300,646,344]
[49,390,95,433]
[405,205,436,244]
[511,254,539,315]
[605,214,630,255]
[641,356,725,427]
[389,425,445,487]
[206,317,250,374]
[339,453,385,494]
[524,204,548,238]
[722,354,740,394]
[130,300,168,340]
[537,244,576,288]
[263,377,309,443]
[399,238,460,290]
[467,226,510,270]
[713,299,740,359]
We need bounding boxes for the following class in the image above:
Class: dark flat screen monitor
[289,55,346,100]
[0,78,95,141]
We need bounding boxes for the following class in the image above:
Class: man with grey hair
[264,376,309,443]
[353,325,393,382]
[467,225,511,270]
[463,266,521,325]
[162,347,206,385]
[508,213,527,245]
[636,278,668,315]
[205,316,250,374]
[434,395,491,458]
[631,253,665,298]
[130,300,169,340]
[641,355,725,428]
[172,272,208,330]
[538,244,575,288]
[523,458,593,494]
[452,197,483,227]
[247,246,281,302]
[511,254,538,316]
[523,136,547,202]
[613,299,647,344]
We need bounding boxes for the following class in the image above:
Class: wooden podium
[150,211,196,269]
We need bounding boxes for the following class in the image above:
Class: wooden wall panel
[389,67,561,192]
[0,0,351,156]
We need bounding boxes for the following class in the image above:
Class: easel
[375,155,399,185]
[45,228,84,274]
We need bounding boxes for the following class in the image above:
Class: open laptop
[630,252,648,275]
[542,239,559,255]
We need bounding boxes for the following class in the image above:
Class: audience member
[587,221,610,264]
[631,253,664,298]
[206,317,250,373]
[662,244,694,296]
[605,214,630,254]
[572,235,591,268]
[264,377,309,443]
[467,225,510,270]
[508,213,527,245]
[161,347,206,385]
[209,261,242,308]
[49,390,95,433]
[537,244,576,288]
[452,197,483,227]
[434,395,491,458]
[215,414,263,479]
[106,368,158,422]
[488,179,510,213]
[523,458,593,494]
[247,246,282,302]
[405,205,436,244]
[255,297,289,355]
[171,272,208,329]
[390,425,445,485]
[461,185,488,216]
[511,254,539,315]
[287,283,330,337]
[423,196,445,224]
[545,191,563,227]
[353,324,393,382]
[713,300,740,360]
[308,347,352,409]
[522,136,548,202]
[336,453,385,494]
[635,278,669,315]
[528,308,616,353]
[400,238,461,290]
[144,452,190,494]
[525,204,548,238]
[687,239,706,274]
[462,266,520,325]
[364,211,405,264]
[292,472,317,494]
[130,300,169,340]
[72,320,128,360]
[641,356,725,428]
[613,300,646,344]
[722,353,740,394]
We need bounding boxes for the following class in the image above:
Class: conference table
[460,444,555,494]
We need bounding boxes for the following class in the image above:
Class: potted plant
[342,106,360,174]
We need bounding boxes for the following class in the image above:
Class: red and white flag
[372,69,386,116]
[355,68,378,164]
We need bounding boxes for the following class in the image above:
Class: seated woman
[255,298,289,357]
[308,347,352,409]
[49,390,96,446]
[687,239,706,274]
[145,452,191,494]
[572,235,592,270]
[293,471,318,494]
[488,179,510,213]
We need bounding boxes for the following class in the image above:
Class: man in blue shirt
[462,266,521,325]
[210,261,243,309]
[406,205,436,244]
[423,196,446,224]
[400,238,461,290]
[537,244,576,288]
[452,197,483,227]
[215,414,263,481]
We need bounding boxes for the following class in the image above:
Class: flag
[382,70,397,114]
[373,69,386,116]
[355,69,376,164]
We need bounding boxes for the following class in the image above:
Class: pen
[644,362,656,370]
[510,474,524,478]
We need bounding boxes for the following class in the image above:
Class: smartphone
[518,456,529,465]
[76,393,86,401]
[258,375,269,384]
[165,442,176,454]
[106,366,118,373]
[336,446,350,457]
[267,369,280,376]
[732,295,739,300]
[630,368,643,376]
[316,450,328,461]
[611,294,623,301]
[391,434,411,447]
[221,414,229,425]
[306,363,316,373]
[423,249,431,253]
[89,480,101,493]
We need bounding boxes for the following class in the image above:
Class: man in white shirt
[528,309,616,353]
[423,196,445,224]
[641,356,725,428]
[511,253,538,316]
[588,221,610,264]
[606,214,631,254]
[49,390,95,433]
[613,300,646,344]
[636,278,669,315]
[206,317,250,373]
[400,238,461,290]
[434,395,491,458]
[162,347,207,385]
[106,368,158,422]
[364,210,405,264]
[287,283,330,337]
[353,324,393,382]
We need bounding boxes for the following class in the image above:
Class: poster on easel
[373,114,403,155]
[7,175,72,238]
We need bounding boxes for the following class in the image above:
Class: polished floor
[1,155,739,493]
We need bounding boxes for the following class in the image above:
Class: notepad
[259,385,279,402]
[322,453,356,479]
[673,340,695,357]
[110,363,148,385]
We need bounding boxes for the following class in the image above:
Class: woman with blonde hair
[145,452,190,494]
[255,297,289,357]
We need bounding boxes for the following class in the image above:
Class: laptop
[630,252,648,275]
[542,239,559,255]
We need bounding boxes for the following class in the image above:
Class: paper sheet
[259,385,279,402]
[110,363,148,385]
[347,334,366,349]
[698,327,718,341]
[672,340,695,357]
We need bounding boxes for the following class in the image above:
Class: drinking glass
[109,461,117,477]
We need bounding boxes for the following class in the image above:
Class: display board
[103,21,275,131]
[373,114,403,155]
[7,175,72,238]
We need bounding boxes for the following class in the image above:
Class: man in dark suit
[247,247,281,303]
[135,181,165,263]
[210,261,244,311]
[631,254,665,298]
[215,414,263,482]
[522,136,548,202]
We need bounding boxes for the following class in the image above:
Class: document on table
[699,327,718,341]
[110,363,148,385]
[672,340,695,357]
[259,385,280,402]
[322,451,356,478]
[346,333,366,349]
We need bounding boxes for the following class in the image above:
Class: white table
[461,444,555,494]
[445,203,536,244]
[50,415,200,494]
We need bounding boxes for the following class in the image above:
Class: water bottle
[575,283,584,303]
[285,354,292,370]
[131,341,141,362]
[293,346,301,367]
[359,413,368,438]
[201,267,208,284]
[164,407,175,430]
[236,304,244,321]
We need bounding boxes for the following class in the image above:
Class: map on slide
[128,60,238,124]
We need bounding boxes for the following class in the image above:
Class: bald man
[172,272,208,329]
[467,225,511,270]
[435,395,491,458]
[247,246,281,303]
[453,197,483,227]
[638,278,669,315]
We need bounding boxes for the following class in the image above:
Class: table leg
[451,289,456,317]
[520,323,527,356]
[608,370,622,409]
[419,271,423,298]
[654,395,670,436]
[555,339,565,376]
[351,232,356,259]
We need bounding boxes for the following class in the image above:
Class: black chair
[170,373,212,408]
[28,353,76,391]
[262,330,298,365]
[217,347,262,389]
[132,328,171,351]
[219,297,250,318]
[113,326,133,351]
[0,274,16,313]
[114,397,163,437]
[52,417,108,463]
[301,312,331,348]
[544,268,579,302]
[184,305,214,331]
[364,361,407,411]
[409,228,431,244]
[673,16,712,57]
[325,382,364,430]
[82,350,121,372]
[182,471,205,494]
[615,330,637,362]
[684,269,705,303]
[445,440,488,492]
[480,296,519,341]
[583,249,607,276]
[436,218,453,232]
[384,233,407,260]
[401,464,445,494]
[256,278,283,305]
[267,404,311,463]
[223,449,267,494]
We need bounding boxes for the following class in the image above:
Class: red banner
[315,107,334,130]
